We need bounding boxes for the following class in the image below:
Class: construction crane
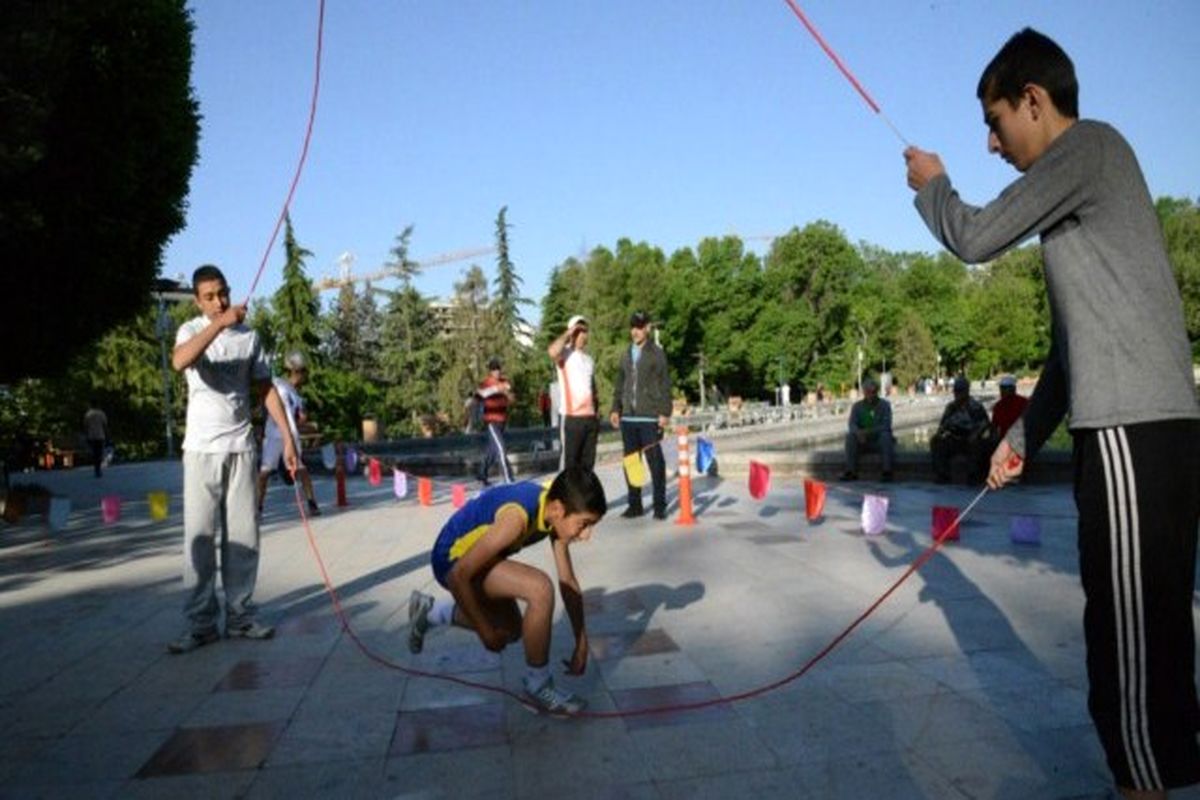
[314,246,497,293]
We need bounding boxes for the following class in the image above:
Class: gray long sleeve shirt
[915,120,1198,459]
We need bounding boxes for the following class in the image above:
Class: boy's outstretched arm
[551,538,588,675]
[446,509,524,652]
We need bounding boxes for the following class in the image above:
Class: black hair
[192,264,228,294]
[977,28,1078,119]
[546,467,607,517]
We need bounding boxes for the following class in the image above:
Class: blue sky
[165,1,1200,318]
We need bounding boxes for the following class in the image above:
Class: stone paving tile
[786,749,968,799]
[391,702,508,755]
[510,716,651,795]
[213,655,326,691]
[384,744,515,799]
[135,722,285,777]
[609,681,734,732]
[182,686,306,728]
[6,729,168,788]
[121,770,257,800]
[243,759,391,800]
[269,710,397,765]
[626,718,777,782]
[655,768,805,800]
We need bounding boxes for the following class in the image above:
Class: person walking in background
[82,401,109,478]
[840,377,894,482]
[610,311,672,519]
[476,357,513,485]
[905,28,1200,795]
[548,315,598,471]
[256,351,321,517]
[538,386,552,428]
[169,265,297,654]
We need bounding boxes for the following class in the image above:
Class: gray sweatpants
[182,450,261,633]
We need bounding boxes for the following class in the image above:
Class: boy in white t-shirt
[547,314,598,471]
[256,351,321,516]
[169,265,297,654]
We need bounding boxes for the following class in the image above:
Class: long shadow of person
[862,526,1100,797]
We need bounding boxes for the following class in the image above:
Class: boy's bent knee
[525,574,555,609]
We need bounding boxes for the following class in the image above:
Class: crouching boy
[408,467,607,714]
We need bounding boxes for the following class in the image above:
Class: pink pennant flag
[393,470,407,500]
[861,494,889,536]
[451,483,467,508]
[748,460,771,500]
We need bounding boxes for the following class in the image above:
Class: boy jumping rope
[905,29,1199,798]
[408,467,607,714]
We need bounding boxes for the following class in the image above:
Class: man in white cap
[547,315,598,470]
[990,375,1028,441]
[257,351,321,517]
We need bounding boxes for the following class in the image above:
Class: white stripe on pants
[182,450,261,632]
[1097,427,1162,791]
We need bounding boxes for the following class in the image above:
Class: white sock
[429,598,455,627]
[524,664,551,691]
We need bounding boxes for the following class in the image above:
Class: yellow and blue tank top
[431,481,552,587]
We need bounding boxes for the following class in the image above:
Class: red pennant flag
[368,458,382,486]
[932,506,961,542]
[749,460,771,500]
[451,483,467,508]
[804,479,826,521]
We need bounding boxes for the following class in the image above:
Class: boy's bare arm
[261,382,298,473]
[447,509,525,651]
[552,538,588,675]
[547,324,582,362]
[171,304,247,371]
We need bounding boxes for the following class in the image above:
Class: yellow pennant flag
[622,452,648,488]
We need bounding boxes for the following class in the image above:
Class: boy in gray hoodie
[905,28,1199,798]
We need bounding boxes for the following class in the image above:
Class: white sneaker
[408,591,434,654]
[523,676,586,715]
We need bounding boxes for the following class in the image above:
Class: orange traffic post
[335,441,348,508]
[418,477,434,507]
[674,426,695,526]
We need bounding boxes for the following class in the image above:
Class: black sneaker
[652,507,668,520]
[620,506,643,519]
[307,499,322,516]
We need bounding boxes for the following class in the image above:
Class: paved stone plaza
[1,454,1198,799]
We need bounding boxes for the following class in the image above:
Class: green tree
[1158,196,1200,353]
[270,214,320,365]
[892,311,938,390]
[1,0,200,382]
[379,286,444,434]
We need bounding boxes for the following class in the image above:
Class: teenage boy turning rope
[905,29,1199,798]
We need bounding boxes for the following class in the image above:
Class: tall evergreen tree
[492,206,530,335]
[271,214,320,364]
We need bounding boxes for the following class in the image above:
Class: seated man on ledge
[931,376,993,484]
[840,377,894,482]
